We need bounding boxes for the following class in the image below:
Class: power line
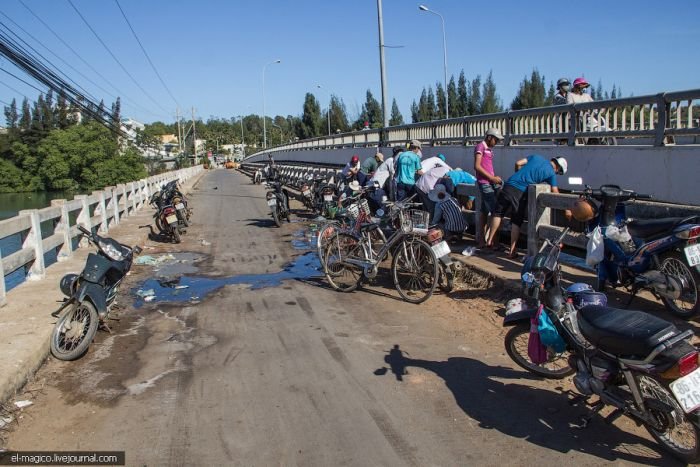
[0,98,12,106]
[0,78,29,99]
[113,0,180,109]
[66,0,172,115]
[0,67,46,94]
[17,0,166,120]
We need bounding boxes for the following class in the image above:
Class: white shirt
[341,162,360,177]
[370,156,394,188]
[566,92,594,104]
[421,157,451,172]
[416,164,451,194]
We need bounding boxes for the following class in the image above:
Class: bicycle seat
[577,305,679,358]
[626,217,687,240]
[360,223,379,232]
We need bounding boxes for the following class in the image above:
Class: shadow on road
[373,344,678,465]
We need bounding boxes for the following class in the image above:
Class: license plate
[684,244,700,267]
[324,195,333,202]
[176,203,185,210]
[671,367,700,413]
[431,241,451,258]
[267,199,277,207]
[303,190,311,197]
[166,215,178,224]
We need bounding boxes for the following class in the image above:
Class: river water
[0,191,76,292]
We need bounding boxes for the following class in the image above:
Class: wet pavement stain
[134,253,322,305]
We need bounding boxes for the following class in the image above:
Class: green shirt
[361,157,379,174]
[395,151,422,185]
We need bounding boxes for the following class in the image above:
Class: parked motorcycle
[574,184,700,318]
[149,191,183,243]
[50,226,141,361]
[253,169,263,185]
[299,174,316,211]
[504,228,700,463]
[265,180,290,227]
[162,180,191,228]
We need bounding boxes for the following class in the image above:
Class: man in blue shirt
[486,155,568,258]
[394,139,424,200]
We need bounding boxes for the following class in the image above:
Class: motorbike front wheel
[659,252,700,319]
[638,375,700,463]
[271,206,281,227]
[504,323,574,379]
[50,301,99,361]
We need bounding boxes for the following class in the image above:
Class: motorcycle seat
[626,217,687,240]
[577,305,679,358]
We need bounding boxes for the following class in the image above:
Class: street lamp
[262,59,281,149]
[317,84,331,136]
[237,115,245,158]
[419,4,449,119]
[376,0,389,128]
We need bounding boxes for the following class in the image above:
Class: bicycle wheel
[391,237,438,304]
[324,232,366,292]
[317,219,350,266]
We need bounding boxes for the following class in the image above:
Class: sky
[1,0,699,125]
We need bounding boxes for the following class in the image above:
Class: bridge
[244,88,700,205]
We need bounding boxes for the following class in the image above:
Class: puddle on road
[291,228,317,251]
[134,252,322,305]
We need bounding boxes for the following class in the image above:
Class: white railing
[0,165,204,306]
[246,88,700,159]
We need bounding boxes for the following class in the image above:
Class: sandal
[506,251,520,259]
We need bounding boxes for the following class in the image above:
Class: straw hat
[428,183,450,203]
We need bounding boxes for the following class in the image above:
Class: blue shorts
[478,183,497,215]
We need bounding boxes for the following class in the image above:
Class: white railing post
[0,250,6,306]
[116,184,127,218]
[75,194,92,248]
[527,184,552,257]
[93,190,108,233]
[50,199,73,260]
[18,210,46,280]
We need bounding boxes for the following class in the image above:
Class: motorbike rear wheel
[50,301,99,361]
[170,224,181,243]
[638,375,700,463]
[504,323,574,379]
[659,252,699,319]
[438,263,454,293]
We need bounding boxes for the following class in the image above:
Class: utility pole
[377,0,389,129]
[191,107,197,163]
[176,107,183,152]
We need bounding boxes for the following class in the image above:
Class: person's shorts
[494,185,528,227]
[478,183,497,215]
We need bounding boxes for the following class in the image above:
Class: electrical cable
[113,0,180,109]
[66,0,172,115]
[18,0,166,120]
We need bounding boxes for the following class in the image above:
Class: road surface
[4,170,678,466]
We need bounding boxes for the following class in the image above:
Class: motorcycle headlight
[99,240,125,261]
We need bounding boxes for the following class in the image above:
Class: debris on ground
[135,254,176,266]
[200,240,211,246]
[174,285,189,289]
[461,247,476,257]
[136,289,155,299]
[0,416,13,428]
[13,401,32,409]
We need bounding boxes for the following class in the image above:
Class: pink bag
[528,308,548,364]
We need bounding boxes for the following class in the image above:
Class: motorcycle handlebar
[78,225,91,236]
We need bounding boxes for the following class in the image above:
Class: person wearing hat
[394,139,424,201]
[567,77,594,104]
[474,128,503,248]
[361,151,384,177]
[421,153,448,172]
[341,154,363,183]
[486,155,569,258]
[554,78,570,105]
[429,183,468,242]
[415,154,452,215]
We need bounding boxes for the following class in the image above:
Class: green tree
[458,70,470,115]
[328,95,350,133]
[111,97,121,133]
[410,100,419,123]
[480,71,502,114]
[389,98,404,126]
[435,82,446,119]
[426,87,437,120]
[55,93,70,129]
[447,76,460,117]
[468,75,481,115]
[19,98,31,131]
[362,90,383,128]
[4,98,18,129]
[510,69,547,110]
[300,92,322,138]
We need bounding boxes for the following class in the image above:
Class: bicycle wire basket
[399,209,430,233]
[346,198,371,221]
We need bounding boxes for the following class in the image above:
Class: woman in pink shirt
[474,128,503,248]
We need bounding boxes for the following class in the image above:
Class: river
[0,191,76,292]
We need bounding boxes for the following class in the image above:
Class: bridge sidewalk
[0,171,207,405]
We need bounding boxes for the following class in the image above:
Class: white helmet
[552,157,568,175]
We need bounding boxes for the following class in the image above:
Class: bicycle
[323,197,439,304]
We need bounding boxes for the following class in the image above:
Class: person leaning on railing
[395,139,425,201]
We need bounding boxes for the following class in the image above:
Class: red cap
[351,155,359,163]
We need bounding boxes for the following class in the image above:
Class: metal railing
[0,165,204,305]
[246,88,700,159]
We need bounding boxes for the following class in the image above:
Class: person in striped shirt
[429,184,468,241]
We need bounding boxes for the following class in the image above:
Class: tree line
[1,92,147,193]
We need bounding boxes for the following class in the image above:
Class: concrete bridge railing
[0,165,204,306]
[247,88,700,157]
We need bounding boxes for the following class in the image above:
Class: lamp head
[418,4,429,11]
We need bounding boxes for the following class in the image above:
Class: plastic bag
[605,225,632,243]
[537,308,567,353]
[586,226,604,266]
[528,311,548,364]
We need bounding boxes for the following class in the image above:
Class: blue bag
[537,308,567,353]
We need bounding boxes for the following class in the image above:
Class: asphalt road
[4,170,681,466]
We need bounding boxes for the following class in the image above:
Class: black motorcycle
[265,180,290,227]
[504,228,700,462]
[50,226,141,360]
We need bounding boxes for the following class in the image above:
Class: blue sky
[1,0,698,124]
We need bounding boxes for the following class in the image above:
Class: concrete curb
[0,170,208,405]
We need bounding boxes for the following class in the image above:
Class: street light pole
[376,0,389,128]
[238,115,245,158]
[419,5,449,119]
[317,85,331,136]
[262,59,281,149]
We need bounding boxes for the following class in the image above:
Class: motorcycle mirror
[568,177,583,185]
